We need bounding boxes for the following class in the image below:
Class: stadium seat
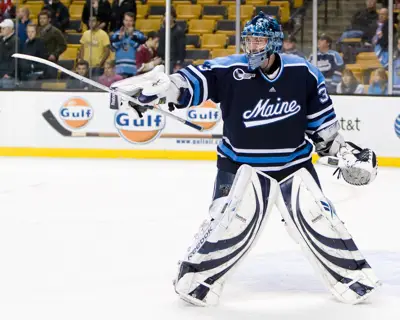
[148,6,165,19]
[41,82,67,90]
[147,0,166,4]
[294,0,304,8]
[69,4,84,20]
[197,0,218,4]
[66,33,81,45]
[255,6,280,18]
[211,48,236,58]
[185,49,210,60]
[58,60,75,71]
[186,34,200,49]
[136,19,162,33]
[188,19,215,34]
[59,47,79,60]
[25,3,43,17]
[60,0,71,6]
[228,5,254,20]
[220,0,244,5]
[65,20,82,33]
[340,38,362,44]
[176,4,202,19]
[227,34,239,49]
[193,59,207,65]
[216,20,236,35]
[172,0,192,4]
[356,52,378,61]
[202,5,226,20]
[71,0,85,4]
[136,5,149,19]
[201,34,227,49]
[245,0,267,5]
[270,1,290,23]
[363,85,369,93]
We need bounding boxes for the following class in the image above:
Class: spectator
[393,38,400,93]
[111,12,146,77]
[341,0,378,43]
[157,7,186,74]
[136,31,161,74]
[373,8,396,68]
[17,7,31,44]
[98,60,123,87]
[0,19,16,88]
[79,16,110,74]
[309,34,344,93]
[38,10,67,63]
[282,35,305,59]
[82,0,111,31]
[19,24,48,82]
[368,68,388,94]
[67,60,91,89]
[336,69,364,94]
[110,0,136,32]
[42,0,70,32]
[0,0,15,20]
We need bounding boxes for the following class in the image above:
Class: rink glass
[5,0,399,95]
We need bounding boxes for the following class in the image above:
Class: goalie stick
[42,110,222,139]
[12,53,204,132]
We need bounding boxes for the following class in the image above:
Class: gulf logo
[59,97,93,129]
[187,100,221,131]
[114,109,165,144]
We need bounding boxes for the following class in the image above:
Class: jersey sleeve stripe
[188,65,208,104]
[178,68,202,106]
[307,104,333,119]
[307,111,336,129]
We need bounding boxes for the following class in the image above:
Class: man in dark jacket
[0,19,17,88]
[157,8,186,73]
[82,0,111,31]
[19,24,48,83]
[110,0,136,31]
[67,60,91,90]
[42,0,70,32]
[349,0,378,42]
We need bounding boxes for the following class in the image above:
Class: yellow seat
[59,47,78,60]
[356,52,378,61]
[172,0,192,4]
[193,59,207,65]
[270,1,290,23]
[220,1,236,5]
[246,0,267,5]
[293,0,303,8]
[25,4,43,17]
[136,19,162,33]
[197,0,218,4]
[176,4,202,20]
[136,5,149,19]
[228,5,254,20]
[211,48,236,58]
[201,34,227,49]
[341,38,362,43]
[188,19,215,35]
[71,0,85,4]
[147,0,166,4]
[69,4,84,20]
[59,0,71,6]
[41,82,67,90]
[364,84,369,93]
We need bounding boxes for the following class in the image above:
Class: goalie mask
[241,12,284,70]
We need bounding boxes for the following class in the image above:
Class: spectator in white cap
[0,18,17,88]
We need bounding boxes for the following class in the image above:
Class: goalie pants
[213,160,321,201]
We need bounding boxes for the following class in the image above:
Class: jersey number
[318,87,329,104]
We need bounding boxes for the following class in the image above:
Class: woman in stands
[336,69,365,94]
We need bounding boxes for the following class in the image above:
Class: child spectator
[110,0,136,32]
[136,31,161,74]
[111,12,146,77]
[67,60,91,90]
[98,60,123,87]
[79,16,110,73]
[0,18,16,88]
[82,0,111,31]
[368,68,388,95]
[17,7,31,44]
[336,69,364,94]
[19,24,48,82]
[42,0,70,33]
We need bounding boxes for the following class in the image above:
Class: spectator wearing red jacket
[136,31,161,74]
[0,0,15,20]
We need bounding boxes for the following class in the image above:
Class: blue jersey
[177,53,338,175]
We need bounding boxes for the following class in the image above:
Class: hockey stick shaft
[13,54,204,132]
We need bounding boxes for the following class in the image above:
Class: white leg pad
[174,164,279,306]
[276,168,381,304]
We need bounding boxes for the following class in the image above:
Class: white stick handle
[12,54,203,131]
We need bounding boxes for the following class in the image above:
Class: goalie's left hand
[334,142,377,186]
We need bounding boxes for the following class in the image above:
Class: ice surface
[0,157,398,320]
